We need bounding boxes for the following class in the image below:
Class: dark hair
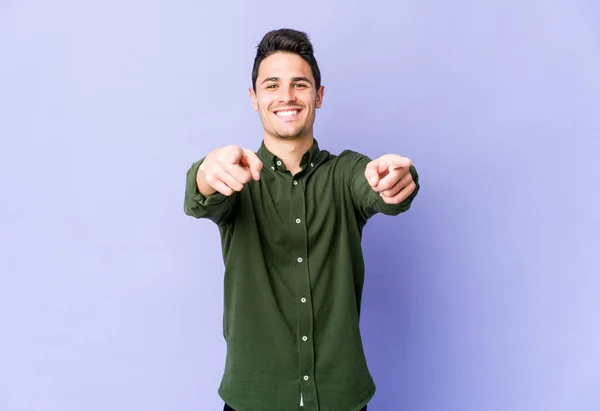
[251,28,321,90]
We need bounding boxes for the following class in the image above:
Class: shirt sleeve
[183,159,238,225]
[347,151,420,221]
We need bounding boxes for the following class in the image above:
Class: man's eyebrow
[292,77,313,85]
[261,77,280,84]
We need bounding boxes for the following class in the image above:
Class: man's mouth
[273,108,302,118]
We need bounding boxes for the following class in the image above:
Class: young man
[184,28,420,411]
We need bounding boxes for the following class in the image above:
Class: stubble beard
[274,125,305,140]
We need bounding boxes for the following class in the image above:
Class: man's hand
[197,145,263,196]
[364,154,416,204]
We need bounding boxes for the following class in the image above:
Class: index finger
[241,149,263,180]
[388,155,412,170]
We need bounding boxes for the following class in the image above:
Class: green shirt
[184,140,419,411]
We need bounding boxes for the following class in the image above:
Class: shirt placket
[290,169,318,410]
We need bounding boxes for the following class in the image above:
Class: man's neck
[263,134,314,175]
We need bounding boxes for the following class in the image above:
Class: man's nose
[278,86,296,104]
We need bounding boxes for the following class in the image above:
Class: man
[184,28,420,411]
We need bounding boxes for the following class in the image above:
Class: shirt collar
[257,138,322,171]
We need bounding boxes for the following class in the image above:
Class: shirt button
[295,218,301,224]
[310,163,314,167]
[276,160,282,166]
[301,297,307,303]
[303,375,309,381]
[297,257,303,263]
[293,180,298,186]
[271,166,275,170]
[302,336,308,342]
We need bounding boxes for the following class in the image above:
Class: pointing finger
[242,149,263,180]
[387,155,412,170]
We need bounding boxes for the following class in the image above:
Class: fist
[364,154,415,204]
[198,145,263,196]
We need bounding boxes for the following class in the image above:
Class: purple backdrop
[1,1,599,410]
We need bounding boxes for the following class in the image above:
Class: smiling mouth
[274,109,302,118]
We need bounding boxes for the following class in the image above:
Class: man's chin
[274,128,305,140]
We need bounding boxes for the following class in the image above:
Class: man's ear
[249,88,258,112]
[316,85,325,109]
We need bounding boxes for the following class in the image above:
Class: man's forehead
[257,53,313,80]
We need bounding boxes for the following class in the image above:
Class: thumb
[242,149,263,180]
[364,160,380,187]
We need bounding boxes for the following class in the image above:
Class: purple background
[1,1,599,410]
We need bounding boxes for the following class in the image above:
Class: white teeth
[276,110,298,117]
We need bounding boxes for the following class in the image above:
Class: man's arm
[183,145,263,225]
[348,152,420,221]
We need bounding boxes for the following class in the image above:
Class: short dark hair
[251,28,321,90]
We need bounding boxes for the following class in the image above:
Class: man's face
[250,52,324,141]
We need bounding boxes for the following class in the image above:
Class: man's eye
[266,84,277,89]
[293,83,307,88]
